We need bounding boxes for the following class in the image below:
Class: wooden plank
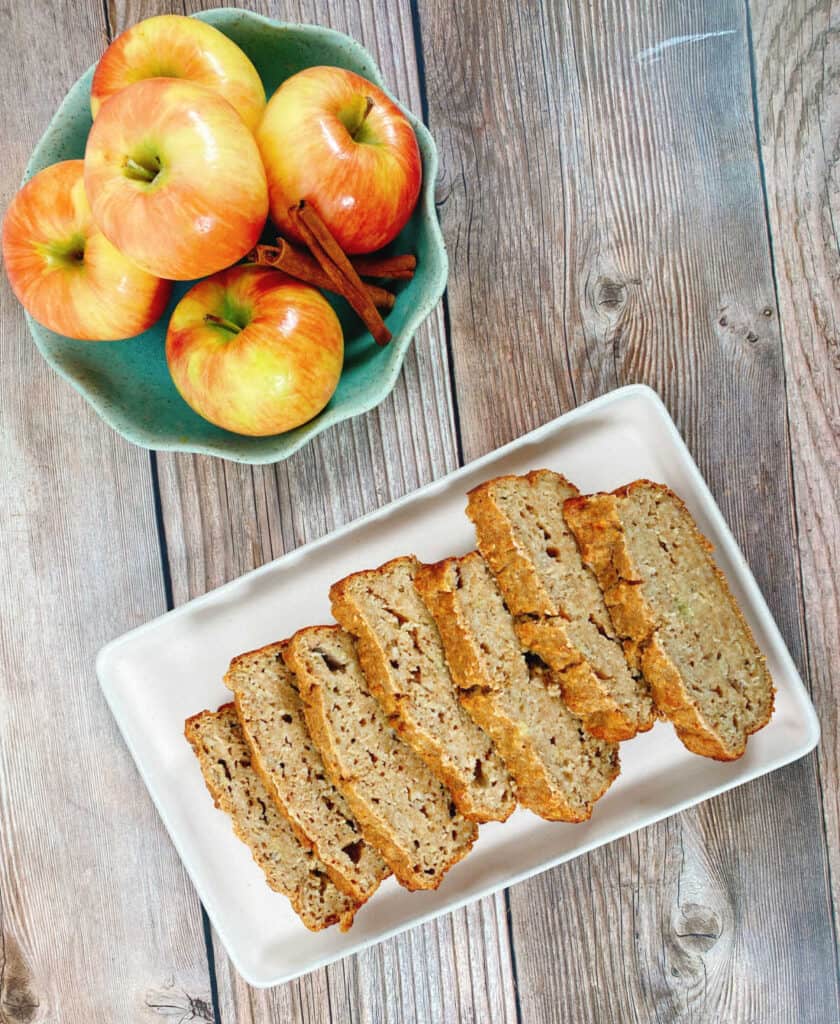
[0,3,215,1021]
[416,0,839,1019]
[749,0,840,961]
[101,0,519,1017]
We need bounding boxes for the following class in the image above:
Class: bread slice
[284,626,478,891]
[184,704,358,931]
[329,556,516,823]
[224,642,390,905]
[563,480,775,760]
[466,470,654,742]
[415,552,620,821]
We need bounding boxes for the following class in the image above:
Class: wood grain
[416,0,839,1020]
[103,0,519,1019]
[2,0,838,1020]
[0,4,214,1020]
[749,0,840,959]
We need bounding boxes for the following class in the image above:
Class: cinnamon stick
[248,242,395,312]
[289,200,392,347]
[350,253,416,280]
[361,268,414,281]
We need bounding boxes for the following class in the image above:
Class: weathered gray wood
[0,3,214,1021]
[417,0,839,1020]
[749,0,840,958]
[114,0,519,1018]
[3,0,838,1020]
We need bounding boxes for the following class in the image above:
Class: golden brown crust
[415,554,619,822]
[459,688,615,821]
[639,560,775,760]
[330,558,514,823]
[466,471,571,616]
[284,626,477,891]
[467,471,653,740]
[413,559,480,689]
[513,617,652,742]
[563,481,775,761]
[639,638,739,760]
[562,493,655,663]
[225,640,288,674]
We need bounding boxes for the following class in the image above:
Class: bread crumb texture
[467,470,655,741]
[225,641,390,904]
[416,552,619,821]
[330,556,516,823]
[284,626,477,891]
[184,704,358,931]
[563,480,774,760]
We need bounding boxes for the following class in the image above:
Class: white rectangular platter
[97,384,819,988]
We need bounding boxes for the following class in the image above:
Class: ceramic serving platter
[97,384,819,987]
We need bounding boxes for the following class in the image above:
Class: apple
[166,265,343,436]
[90,15,266,132]
[2,160,170,340]
[84,78,268,281]
[257,66,422,254]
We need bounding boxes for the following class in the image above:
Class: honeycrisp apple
[257,66,422,254]
[166,265,344,436]
[85,78,268,281]
[90,14,266,132]
[2,160,170,340]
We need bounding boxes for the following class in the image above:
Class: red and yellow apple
[2,160,170,340]
[166,265,343,436]
[90,15,266,132]
[84,78,268,281]
[257,66,422,254]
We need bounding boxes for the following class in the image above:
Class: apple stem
[204,313,242,335]
[345,95,375,139]
[124,157,158,183]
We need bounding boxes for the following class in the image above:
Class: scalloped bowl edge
[21,8,448,464]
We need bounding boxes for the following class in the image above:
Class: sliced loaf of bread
[563,480,775,760]
[329,556,516,823]
[225,642,390,904]
[184,704,358,931]
[415,553,620,821]
[284,626,478,890]
[467,470,654,742]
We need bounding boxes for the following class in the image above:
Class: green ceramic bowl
[22,8,447,463]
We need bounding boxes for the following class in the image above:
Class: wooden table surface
[1,1,837,1021]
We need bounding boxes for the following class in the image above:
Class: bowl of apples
[3,9,447,462]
